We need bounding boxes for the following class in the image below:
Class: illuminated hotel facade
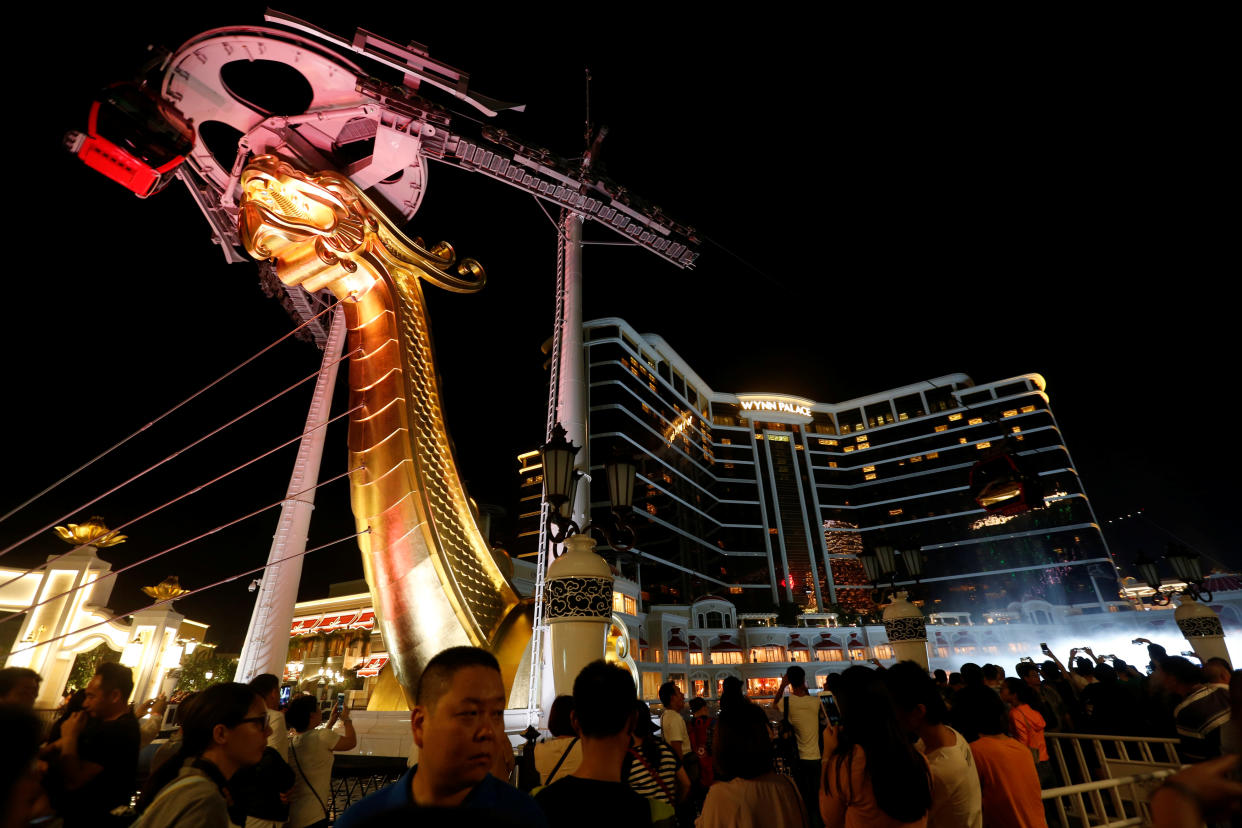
[518,317,1122,623]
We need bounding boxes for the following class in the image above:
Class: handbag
[774,697,799,772]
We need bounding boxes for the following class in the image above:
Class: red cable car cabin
[74,84,194,198]
[969,448,1041,516]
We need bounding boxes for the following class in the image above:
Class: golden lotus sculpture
[238,155,532,704]
[53,516,127,549]
[142,576,191,602]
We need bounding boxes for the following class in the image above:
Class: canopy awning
[313,612,359,633]
[788,635,810,651]
[356,654,389,678]
[710,635,741,652]
[290,617,320,636]
[350,610,376,630]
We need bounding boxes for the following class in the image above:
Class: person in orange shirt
[957,686,1047,828]
[1000,678,1056,789]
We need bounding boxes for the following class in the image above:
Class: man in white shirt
[658,681,690,758]
[770,666,826,827]
[886,662,983,828]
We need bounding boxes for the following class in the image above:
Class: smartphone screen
[822,694,841,726]
[336,692,346,708]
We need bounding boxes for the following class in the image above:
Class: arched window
[707,611,723,628]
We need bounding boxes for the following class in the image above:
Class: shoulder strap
[629,744,676,804]
[290,739,331,819]
[783,696,790,722]
[546,736,579,784]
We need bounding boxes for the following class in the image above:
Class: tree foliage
[66,642,122,693]
[174,651,238,694]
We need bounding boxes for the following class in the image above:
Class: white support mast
[236,309,347,682]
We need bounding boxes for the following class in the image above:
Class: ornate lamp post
[539,423,639,695]
[1133,544,1226,665]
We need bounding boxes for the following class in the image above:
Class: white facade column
[123,605,186,703]
[882,591,929,670]
[1175,595,1232,665]
[558,213,589,527]
[236,309,347,682]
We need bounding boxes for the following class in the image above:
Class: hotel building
[518,317,1122,622]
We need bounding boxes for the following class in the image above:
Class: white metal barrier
[1041,769,1178,827]
[1043,732,1183,827]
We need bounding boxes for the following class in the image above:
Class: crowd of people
[2,638,1240,828]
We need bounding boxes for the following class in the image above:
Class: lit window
[898,413,908,421]
[789,650,810,663]
[816,648,844,662]
[613,593,627,613]
[667,649,686,664]
[827,461,838,468]
[729,587,743,595]
[857,443,870,450]
[1002,409,1018,417]
[843,446,855,453]
[768,528,778,534]
[977,441,992,450]
[646,503,658,515]
[724,463,734,469]
[856,435,867,443]
[849,647,868,660]
[968,417,983,425]
[925,451,939,459]
[721,438,732,445]
[862,465,875,473]
[910,455,922,463]
[873,644,894,660]
[959,438,967,444]
[864,473,877,481]
[934,425,948,432]
[1020,405,1036,413]
[1012,426,1022,433]
[889,508,903,516]
[689,652,704,665]
[948,413,963,421]
[818,439,838,446]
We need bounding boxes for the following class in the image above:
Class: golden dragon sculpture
[237,155,532,704]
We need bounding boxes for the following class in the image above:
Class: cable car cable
[0,298,343,529]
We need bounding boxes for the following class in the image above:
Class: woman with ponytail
[134,682,270,827]
[820,666,932,828]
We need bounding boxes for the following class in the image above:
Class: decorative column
[882,591,929,670]
[545,534,614,696]
[236,309,346,683]
[1174,595,1231,665]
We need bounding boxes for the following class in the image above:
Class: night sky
[5,5,1235,652]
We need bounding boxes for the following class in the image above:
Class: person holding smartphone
[286,695,357,828]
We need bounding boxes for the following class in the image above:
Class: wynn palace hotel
[516,317,1120,623]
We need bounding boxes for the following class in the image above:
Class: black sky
[4,5,1236,652]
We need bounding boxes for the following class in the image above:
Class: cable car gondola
[66,83,194,198]
[968,440,1042,516]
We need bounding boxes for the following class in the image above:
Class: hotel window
[837,409,862,434]
[866,402,895,429]
[889,508,903,516]
[721,438,732,445]
[1012,426,1022,434]
[789,649,810,662]
[977,441,992,450]
[714,650,743,664]
[857,443,870,450]
[641,672,663,700]
[729,587,743,595]
[667,649,686,664]
[856,434,867,443]
[747,677,781,697]
[934,424,948,433]
[1002,409,1018,418]
[816,648,844,662]
[862,466,875,473]
[693,679,708,697]
[968,417,983,425]
[750,645,787,663]
[894,393,926,421]
[959,438,968,444]
[1020,404,1036,413]
[689,651,704,665]
[613,593,627,613]
[843,446,855,453]
[910,455,922,463]
[849,646,868,660]
[827,461,838,468]
[873,644,894,660]
[925,451,939,459]
[948,413,963,421]
[864,473,877,480]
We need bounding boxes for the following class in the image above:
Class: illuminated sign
[740,399,812,416]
